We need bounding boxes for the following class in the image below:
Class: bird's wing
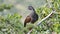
[24,16,31,23]
[24,16,31,27]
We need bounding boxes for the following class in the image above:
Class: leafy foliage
[33,0,60,34]
[0,4,13,11]
[0,0,60,34]
[0,13,23,34]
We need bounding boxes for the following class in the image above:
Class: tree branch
[37,11,54,26]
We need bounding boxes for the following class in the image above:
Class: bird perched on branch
[24,6,38,27]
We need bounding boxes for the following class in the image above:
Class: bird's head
[28,6,34,10]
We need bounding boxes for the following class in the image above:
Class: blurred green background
[0,0,60,34]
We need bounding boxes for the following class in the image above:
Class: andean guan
[24,6,38,27]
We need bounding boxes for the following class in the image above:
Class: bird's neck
[31,8,36,13]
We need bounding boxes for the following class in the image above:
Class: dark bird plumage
[24,6,38,27]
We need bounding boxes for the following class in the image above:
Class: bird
[24,6,38,27]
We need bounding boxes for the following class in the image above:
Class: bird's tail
[24,22,26,27]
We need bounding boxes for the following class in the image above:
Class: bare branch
[37,11,54,26]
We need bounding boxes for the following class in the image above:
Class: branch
[37,11,54,26]
[27,10,55,34]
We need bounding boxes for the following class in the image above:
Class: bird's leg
[24,22,27,27]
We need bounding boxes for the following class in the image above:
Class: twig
[37,11,54,26]
[27,10,54,34]
[27,29,32,34]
